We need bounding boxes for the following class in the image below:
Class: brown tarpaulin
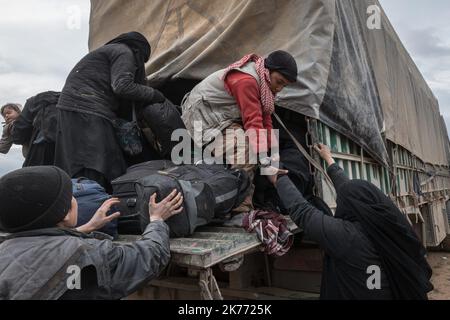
[355,0,450,166]
[89,0,450,166]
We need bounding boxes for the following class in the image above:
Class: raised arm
[105,220,171,297]
[273,174,356,259]
[109,45,165,105]
[100,190,183,298]
[314,143,350,191]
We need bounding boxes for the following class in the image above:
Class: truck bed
[117,217,300,269]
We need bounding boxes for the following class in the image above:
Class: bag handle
[273,112,336,197]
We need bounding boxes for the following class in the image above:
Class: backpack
[12,91,60,145]
[141,99,186,159]
[12,91,60,167]
[111,161,250,237]
[72,178,118,238]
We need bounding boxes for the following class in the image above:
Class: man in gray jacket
[0,166,183,300]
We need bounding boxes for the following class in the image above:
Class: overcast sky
[1,0,450,177]
[0,0,90,176]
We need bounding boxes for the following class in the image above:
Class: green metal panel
[383,168,388,193]
[313,121,449,206]
[317,122,323,142]
[343,160,350,177]
[321,123,328,145]
[380,170,385,193]
[341,136,349,154]
[351,162,358,179]
[330,130,338,152]
[366,164,371,182]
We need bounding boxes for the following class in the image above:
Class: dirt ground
[427,251,450,300]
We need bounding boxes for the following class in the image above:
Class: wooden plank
[148,276,319,300]
[250,287,320,300]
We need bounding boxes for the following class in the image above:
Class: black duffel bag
[111,160,175,234]
[112,161,250,237]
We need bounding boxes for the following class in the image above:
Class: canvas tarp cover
[89,0,450,167]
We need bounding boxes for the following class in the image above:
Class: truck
[89,0,450,299]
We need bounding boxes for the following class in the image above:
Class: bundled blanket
[243,210,293,256]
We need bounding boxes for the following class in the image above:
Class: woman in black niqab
[106,31,151,85]
[55,31,164,190]
[335,180,434,299]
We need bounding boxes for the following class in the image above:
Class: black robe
[54,35,160,183]
[12,91,60,167]
[276,163,432,300]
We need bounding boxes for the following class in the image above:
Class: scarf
[106,31,151,85]
[222,54,275,115]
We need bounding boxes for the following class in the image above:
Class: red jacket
[225,70,277,155]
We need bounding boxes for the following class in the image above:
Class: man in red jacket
[181,51,298,212]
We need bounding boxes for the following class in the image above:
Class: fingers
[314,144,323,153]
[150,193,157,206]
[101,198,120,210]
[314,145,320,153]
[161,189,178,204]
[172,206,184,215]
[279,169,289,175]
[106,212,121,222]
[169,192,183,207]
[171,194,184,209]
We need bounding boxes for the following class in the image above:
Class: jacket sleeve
[109,46,158,104]
[0,123,14,154]
[225,71,270,154]
[327,163,350,191]
[276,175,356,259]
[262,113,278,150]
[105,220,171,297]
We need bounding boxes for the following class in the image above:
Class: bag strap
[273,112,336,196]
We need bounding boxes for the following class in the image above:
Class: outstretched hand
[266,167,289,186]
[314,143,335,166]
[149,189,184,222]
[77,198,121,234]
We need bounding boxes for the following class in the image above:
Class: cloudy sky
[0,0,90,176]
[1,0,450,177]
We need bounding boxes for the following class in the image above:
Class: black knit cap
[0,166,73,233]
[264,50,298,82]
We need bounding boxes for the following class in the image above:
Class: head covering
[1,103,22,116]
[335,180,433,299]
[106,31,151,84]
[264,50,298,83]
[222,54,275,115]
[0,166,73,233]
